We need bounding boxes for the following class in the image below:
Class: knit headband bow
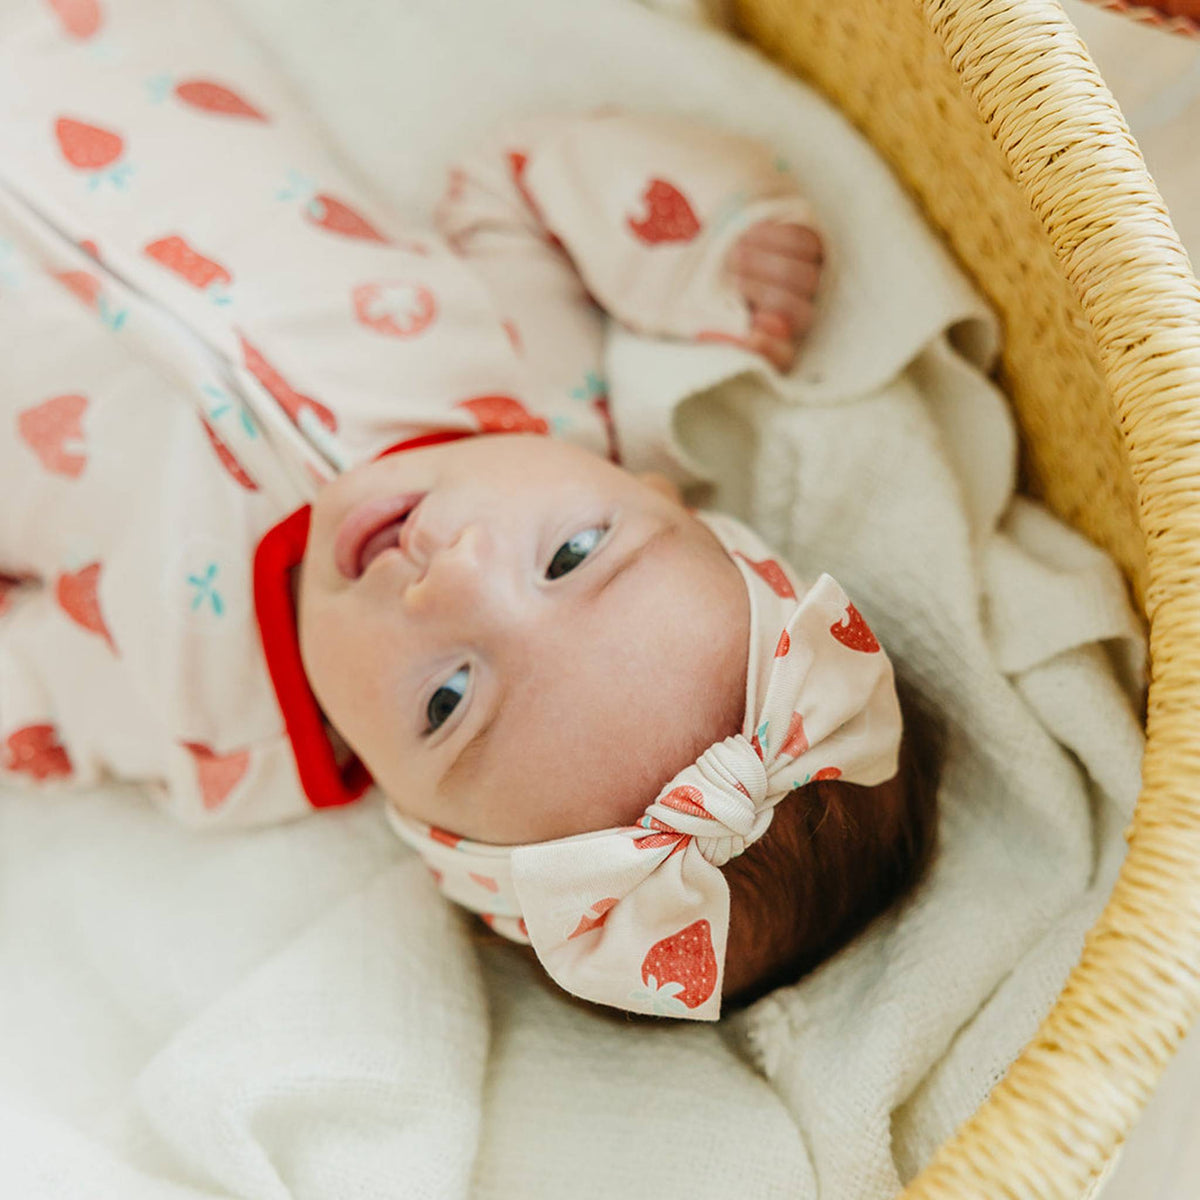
[385,510,902,1020]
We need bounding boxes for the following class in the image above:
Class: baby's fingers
[738,221,824,263]
[740,279,815,340]
[733,248,821,297]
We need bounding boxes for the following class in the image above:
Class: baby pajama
[0,0,812,826]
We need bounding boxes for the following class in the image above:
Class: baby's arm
[436,111,823,371]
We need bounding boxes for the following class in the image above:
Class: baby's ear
[636,471,684,506]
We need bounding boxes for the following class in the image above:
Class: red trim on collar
[252,429,474,809]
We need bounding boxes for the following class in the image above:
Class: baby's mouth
[333,492,426,581]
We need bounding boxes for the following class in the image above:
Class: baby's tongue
[359,519,404,574]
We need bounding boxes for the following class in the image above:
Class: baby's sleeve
[436,110,817,345]
[0,577,310,827]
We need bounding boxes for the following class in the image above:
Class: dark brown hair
[470,672,942,1021]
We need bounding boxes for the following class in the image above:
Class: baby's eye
[546,525,607,580]
[426,665,469,733]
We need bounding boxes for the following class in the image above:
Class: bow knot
[642,735,774,867]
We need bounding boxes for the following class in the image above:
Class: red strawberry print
[144,235,232,291]
[775,629,790,657]
[239,335,337,432]
[627,178,701,245]
[4,724,72,781]
[174,80,266,121]
[830,603,881,653]
[47,0,102,39]
[469,873,499,892]
[306,194,388,242]
[593,393,622,464]
[79,239,100,260]
[505,149,566,251]
[507,150,537,212]
[198,417,258,490]
[18,393,88,478]
[429,825,462,848]
[658,784,710,819]
[54,270,101,309]
[55,117,123,169]
[568,896,619,940]
[518,918,529,938]
[733,551,796,599]
[813,766,842,781]
[55,562,116,651]
[781,711,809,758]
[181,742,250,810]
[751,732,764,759]
[501,319,522,353]
[426,864,444,886]
[352,281,436,338]
[633,818,690,854]
[640,919,718,1009]
[455,394,549,435]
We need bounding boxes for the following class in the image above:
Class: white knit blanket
[0,0,1147,1196]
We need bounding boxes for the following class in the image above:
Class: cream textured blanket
[0,0,1146,1196]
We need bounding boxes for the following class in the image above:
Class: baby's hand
[728,220,824,372]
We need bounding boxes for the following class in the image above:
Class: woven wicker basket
[729,0,1200,1196]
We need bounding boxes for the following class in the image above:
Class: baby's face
[298,434,749,845]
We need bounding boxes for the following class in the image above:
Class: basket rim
[898,0,1200,1196]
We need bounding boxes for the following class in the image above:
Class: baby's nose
[404,522,508,616]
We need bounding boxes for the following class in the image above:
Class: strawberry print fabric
[385,510,903,1021]
[0,0,816,827]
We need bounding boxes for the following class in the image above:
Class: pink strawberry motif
[198,417,258,491]
[429,826,462,848]
[627,179,701,245]
[454,394,549,435]
[4,724,72,781]
[518,918,529,938]
[775,629,790,657]
[174,80,266,121]
[46,0,102,39]
[181,742,250,810]
[781,711,809,758]
[18,393,88,478]
[733,551,796,599]
[593,393,622,464]
[633,818,690,855]
[55,117,123,170]
[501,319,522,353]
[426,864,444,886]
[813,766,842,781]
[640,919,718,1009]
[352,281,436,338]
[658,784,710,819]
[55,562,116,652]
[238,335,338,433]
[306,194,388,242]
[830,603,881,653]
[144,235,232,291]
[469,873,499,892]
[53,269,101,309]
[79,239,100,260]
[568,896,620,940]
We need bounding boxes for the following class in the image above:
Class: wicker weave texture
[731,1,1200,1197]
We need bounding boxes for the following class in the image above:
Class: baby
[0,0,935,1019]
